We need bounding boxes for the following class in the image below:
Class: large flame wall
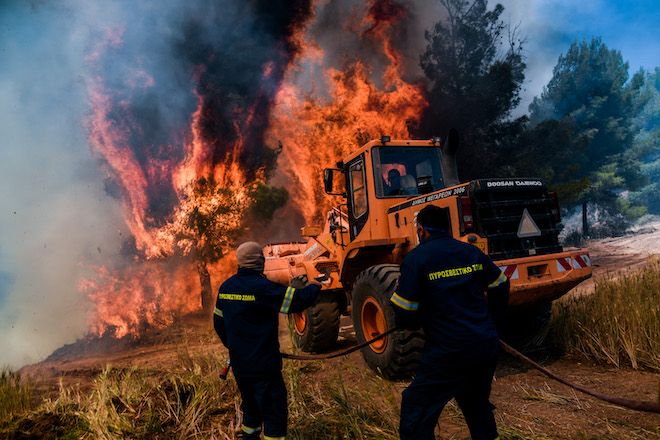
[81,0,429,338]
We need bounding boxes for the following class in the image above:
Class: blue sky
[497,0,660,113]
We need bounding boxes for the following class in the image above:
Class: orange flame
[80,261,200,338]
[84,30,251,336]
[269,1,427,223]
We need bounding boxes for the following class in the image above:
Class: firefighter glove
[290,274,309,289]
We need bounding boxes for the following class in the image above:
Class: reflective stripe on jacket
[392,233,509,363]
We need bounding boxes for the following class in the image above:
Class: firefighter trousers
[399,350,499,440]
[234,371,287,440]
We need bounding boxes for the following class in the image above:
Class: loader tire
[351,264,424,380]
[289,295,340,353]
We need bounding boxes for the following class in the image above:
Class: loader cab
[324,139,455,244]
[372,146,445,198]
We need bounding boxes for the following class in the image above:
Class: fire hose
[220,328,660,414]
[285,334,660,413]
[222,328,660,414]
[498,340,660,414]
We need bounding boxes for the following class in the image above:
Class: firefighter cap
[236,241,265,272]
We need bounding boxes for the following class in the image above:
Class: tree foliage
[520,38,648,225]
[628,68,660,214]
[180,178,245,264]
[248,182,289,223]
[529,38,637,176]
[419,0,525,180]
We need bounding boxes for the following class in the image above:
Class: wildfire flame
[269,0,427,223]
[83,1,427,338]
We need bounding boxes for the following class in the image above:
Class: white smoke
[0,2,126,368]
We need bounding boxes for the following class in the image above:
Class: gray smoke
[0,0,313,367]
[0,2,128,368]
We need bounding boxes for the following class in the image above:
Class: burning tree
[169,178,246,313]
[167,173,288,313]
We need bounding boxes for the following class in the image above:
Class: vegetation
[628,68,660,215]
[3,269,657,437]
[0,369,33,424]
[419,0,526,180]
[248,181,289,223]
[1,355,237,439]
[0,353,403,439]
[521,38,649,231]
[420,2,658,234]
[285,361,400,439]
[549,259,660,372]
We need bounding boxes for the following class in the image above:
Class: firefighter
[213,241,323,440]
[391,205,509,440]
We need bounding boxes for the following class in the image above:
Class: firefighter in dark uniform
[213,241,323,440]
[391,205,510,440]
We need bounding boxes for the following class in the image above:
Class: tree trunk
[197,261,214,316]
[582,202,589,238]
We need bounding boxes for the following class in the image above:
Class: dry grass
[10,283,659,440]
[513,381,589,410]
[1,353,404,439]
[4,351,650,439]
[550,259,660,371]
[0,368,33,423]
[0,353,239,439]
[286,360,400,439]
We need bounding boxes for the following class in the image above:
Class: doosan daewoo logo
[486,180,542,188]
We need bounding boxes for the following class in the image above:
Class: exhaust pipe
[441,128,460,187]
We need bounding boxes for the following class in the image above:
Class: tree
[419,0,525,180]
[522,38,648,234]
[529,38,637,178]
[170,176,288,314]
[172,178,246,313]
[628,68,660,214]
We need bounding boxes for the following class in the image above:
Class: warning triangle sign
[517,208,542,238]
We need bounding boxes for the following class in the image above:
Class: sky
[0,0,658,368]
[497,0,660,114]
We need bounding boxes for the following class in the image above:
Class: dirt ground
[19,229,660,439]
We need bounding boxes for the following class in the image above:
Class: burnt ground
[18,233,660,439]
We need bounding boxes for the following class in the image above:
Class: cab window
[373,147,445,197]
[350,161,367,218]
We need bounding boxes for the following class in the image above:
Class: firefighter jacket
[213,267,321,377]
[391,232,509,366]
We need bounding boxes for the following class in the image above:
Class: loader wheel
[289,296,340,353]
[351,264,424,380]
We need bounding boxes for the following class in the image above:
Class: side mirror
[324,168,345,196]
